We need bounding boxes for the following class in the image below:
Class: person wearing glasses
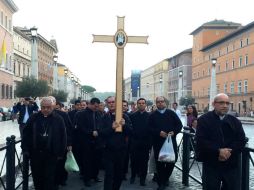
[99,96,132,190]
[196,93,246,190]
[149,96,183,190]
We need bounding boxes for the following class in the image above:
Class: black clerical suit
[54,109,73,186]
[149,109,182,189]
[22,111,67,190]
[129,110,151,185]
[75,107,103,185]
[196,111,246,190]
[99,112,131,190]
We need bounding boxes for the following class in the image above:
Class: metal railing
[0,135,30,190]
[177,130,254,190]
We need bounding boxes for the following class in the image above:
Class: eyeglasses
[107,101,115,104]
[214,101,230,106]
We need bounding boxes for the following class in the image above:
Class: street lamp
[137,86,140,99]
[53,55,58,91]
[209,58,217,111]
[64,68,68,92]
[178,70,183,102]
[159,76,163,96]
[30,27,38,79]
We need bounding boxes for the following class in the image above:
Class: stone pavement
[59,169,202,190]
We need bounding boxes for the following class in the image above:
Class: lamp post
[64,68,68,92]
[178,70,183,102]
[53,55,58,91]
[30,27,38,79]
[159,77,163,96]
[137,86,140,99]
[209,58,217,111]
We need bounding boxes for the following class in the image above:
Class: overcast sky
[13,0,253,92]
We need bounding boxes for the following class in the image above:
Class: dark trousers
[202,163,240,190]
[30,151,58,190]
[55,151,68,185]
[104,149,125,190]
[130,147,149,181]
[82,143,101,182]
[156,161,175,186]
[72,131,83,175]
[19,123,26,139]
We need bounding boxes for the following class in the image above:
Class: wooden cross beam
[93,16,148,132]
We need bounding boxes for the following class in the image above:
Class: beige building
[140,65,154,102]
[124,77,131,101]
[191,20,254,114]
[0,0,18,107]
[168,49,192,104]
[13,26,31,98]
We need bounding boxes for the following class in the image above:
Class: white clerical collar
[157,108,166,114]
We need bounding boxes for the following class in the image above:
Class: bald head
[212,93,230,116]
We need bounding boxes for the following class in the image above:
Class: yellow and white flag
[0,40,7,66]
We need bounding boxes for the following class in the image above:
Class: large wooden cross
[93,16,148,132]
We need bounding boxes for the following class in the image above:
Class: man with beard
[22,97,67,190]
[149,96,182,190]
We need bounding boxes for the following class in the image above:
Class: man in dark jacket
[99,96,132,190]
[196,93,246,190]
[22,97,67,190]
[15,97,39,138]
[75,97,102,187]
[129,98,150,186]
[149,96,183,190]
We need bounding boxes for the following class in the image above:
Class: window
[10,86,12,99]
[8,19,12,31]
[202,70,205,76]
[239,56,242,67]
[0,11,3,25]
[207,88,210,97]
[208,68,210,75]
[217,64,220,72]
[226,46,229,53]
[240,40,243,48]
[5,15,7,28]
[1,84,4,99]
[245,55,248,65]
[224,83,227,93]
[225,61,228,71]
[246,38,249,45]
[230,82,234,94]
[238,81,242,94]
[6,85,8,99]
[244,80,248,94]
[232,59,235,69]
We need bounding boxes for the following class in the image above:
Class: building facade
[191,20,254,114]
[168,49,192,104]
[0,0,18,107]
[13,27,31,99]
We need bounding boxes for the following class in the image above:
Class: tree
[82,85,96,93]
[15,76,49,98]
[179,95,195,107]
[50,90,68,102]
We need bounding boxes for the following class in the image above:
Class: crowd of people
[11,93,246,190]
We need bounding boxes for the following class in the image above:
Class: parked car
[227,110,239,117]
[0,107,12,121]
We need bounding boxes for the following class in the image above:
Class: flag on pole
[0,39,7,66]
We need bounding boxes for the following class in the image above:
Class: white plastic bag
[158,136,175,163]
[64,151,79,172]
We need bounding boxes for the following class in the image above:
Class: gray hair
[40,97,53,106]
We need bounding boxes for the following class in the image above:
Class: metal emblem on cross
[92,16,148,132]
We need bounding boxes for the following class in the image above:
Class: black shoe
[94,177,102,182]
[140,181,146,186]
[84,181,91,187]
[157,185,166,190]
[130,177,135,184]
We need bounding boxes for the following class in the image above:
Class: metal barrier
[177,130,254,190]
[0,136,30,190]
